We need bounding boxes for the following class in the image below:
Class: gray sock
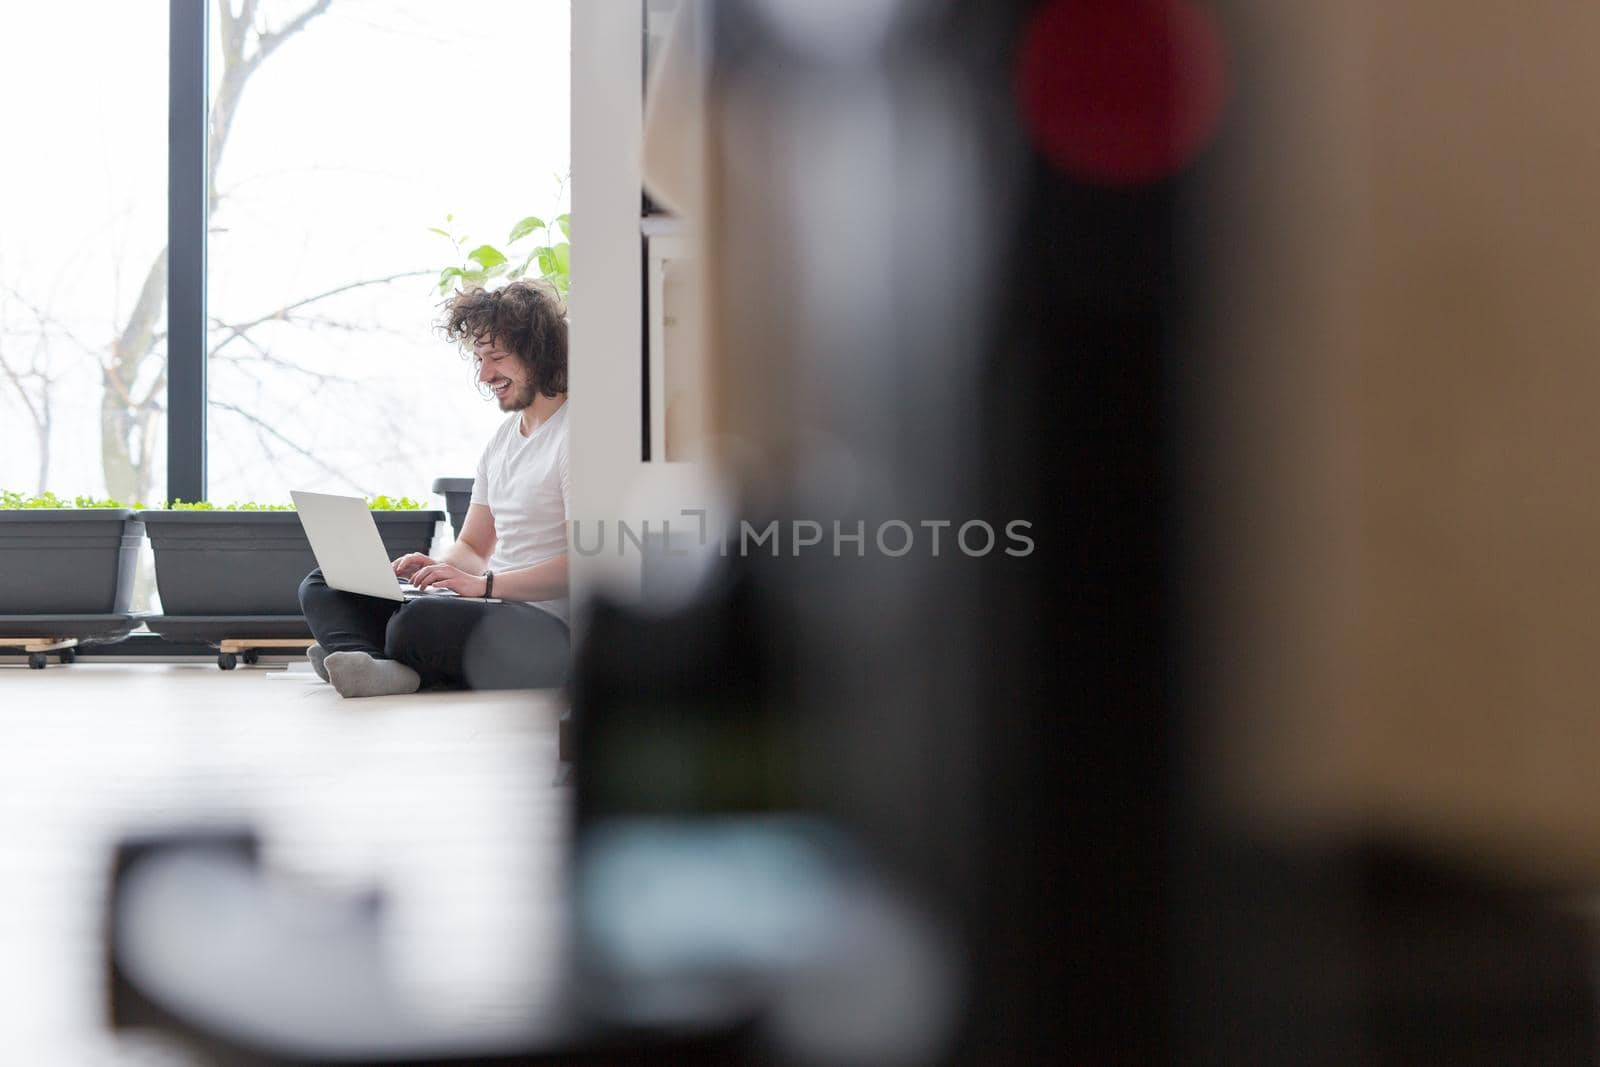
[323,651,421,699]
[306,643,330,682]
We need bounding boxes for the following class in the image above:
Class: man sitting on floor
[298,279,571,697]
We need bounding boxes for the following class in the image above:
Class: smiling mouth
[490,379,511,396]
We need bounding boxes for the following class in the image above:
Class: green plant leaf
[437,266,465,295]
[557,213,571,239]
[367,495,425,511]
[508,216,545,243]
[165,499,294,511]
[0,489,98,508]
[467,244,508,270]
[426,227,453,238]
[551,242,570,274]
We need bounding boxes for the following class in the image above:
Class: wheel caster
[242,649,260,666]
[218,653,238,671]
[28,653,47,670]
[59,648,76,664]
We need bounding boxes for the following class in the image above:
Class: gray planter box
[136,510,443,616]
[431,477,475,538]
[0,509,143,614]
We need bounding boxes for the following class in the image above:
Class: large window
[205,0,570,503]
[0,4,169,504]
[0,0,570,509]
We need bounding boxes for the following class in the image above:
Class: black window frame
[167,0,208,504]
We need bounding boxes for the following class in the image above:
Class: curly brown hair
[440,279,568,397]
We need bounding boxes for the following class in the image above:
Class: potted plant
[0,491,146,662]
[137,497,443,645]
[0,491,145,615]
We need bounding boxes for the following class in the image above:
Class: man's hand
[392,552,436,579]
[410,562,489,597]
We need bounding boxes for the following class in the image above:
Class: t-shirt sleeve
[470,436,492,507]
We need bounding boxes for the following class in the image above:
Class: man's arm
[485,553,568,602]
[394,503,497,578]
[409,551,568,600]
[440,504,497,572]
[406,504,568,600]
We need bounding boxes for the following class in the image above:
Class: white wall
[568,1,644,605]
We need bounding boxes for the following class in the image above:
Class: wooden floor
[0,660,570,1064]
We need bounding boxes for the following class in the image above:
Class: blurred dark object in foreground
[106,830,762,1066]
[106,593,1599,1066]
[1185,837,1597,1066]
[105,0,1600,1063]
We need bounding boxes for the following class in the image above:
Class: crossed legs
[297,568,570,693]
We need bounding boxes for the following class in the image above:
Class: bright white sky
[0,0,571,504]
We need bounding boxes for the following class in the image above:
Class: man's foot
[323,652,421,698]
[306,643,330,682]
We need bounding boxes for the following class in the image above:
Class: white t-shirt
[470,401,570,621]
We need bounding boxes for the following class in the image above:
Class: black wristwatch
[483,570,494,598]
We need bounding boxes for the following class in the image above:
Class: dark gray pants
[297,568,569,690]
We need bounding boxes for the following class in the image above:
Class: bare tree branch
[250,0,332,71]
[0,346,45,429]
[210,1,326,211]
[208,269,431,354]
[0,305,59,490]
[277,313,404,335]
[1,283,104,360]
[210,397,368,493]
[284,315,415,341]
[99,244,168,501]
[133,402,159,497]
[210,329,360,385]
[217,0,246,63]
[137,367,167,413]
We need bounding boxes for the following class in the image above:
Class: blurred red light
[1015,0,1228,186]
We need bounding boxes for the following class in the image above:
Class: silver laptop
[291,490,471,602]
